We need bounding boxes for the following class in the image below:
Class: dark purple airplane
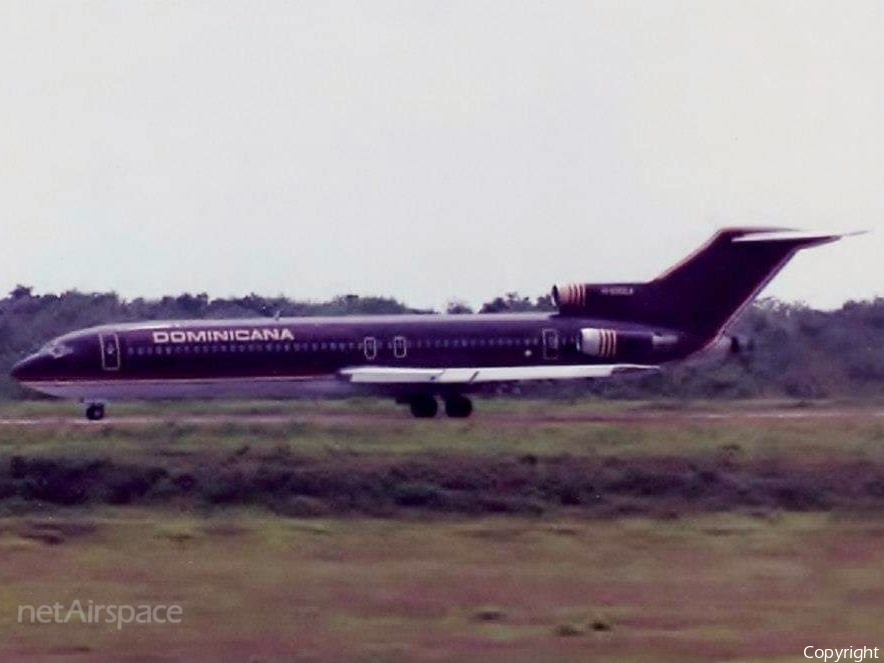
[11,228,851,420]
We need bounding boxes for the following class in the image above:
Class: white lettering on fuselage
[599,287,635,296]
[151,328,295,344]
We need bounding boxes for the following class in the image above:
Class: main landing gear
[408,394,438,418]
[444,394,473,418]
[403,394,473,419]
[85,403,105,421]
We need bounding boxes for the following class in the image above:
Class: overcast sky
[1,1,881,310]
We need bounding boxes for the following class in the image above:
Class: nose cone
[11,354,39,383]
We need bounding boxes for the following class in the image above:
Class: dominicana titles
[152,328,295,344]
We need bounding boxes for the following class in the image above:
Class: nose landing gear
[85,403,105,421]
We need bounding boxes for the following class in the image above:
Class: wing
[339,364,658,385]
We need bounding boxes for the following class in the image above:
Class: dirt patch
[16,518,99,545]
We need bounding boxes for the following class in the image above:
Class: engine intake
[552,282,643,317]
[578,328,618,358]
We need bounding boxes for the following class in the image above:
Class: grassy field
[0,398,882,660]
[1,510,883,662]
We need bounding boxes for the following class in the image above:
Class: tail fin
[553,228,854,340]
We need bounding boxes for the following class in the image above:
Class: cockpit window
[41,341,73,358]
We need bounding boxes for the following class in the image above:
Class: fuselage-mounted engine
[576,327,680,362]
[577,328,619,358]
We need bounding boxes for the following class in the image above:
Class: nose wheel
[85,403,105,421]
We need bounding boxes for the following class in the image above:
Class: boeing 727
[11,228,852,419]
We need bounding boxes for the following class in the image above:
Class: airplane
[10,227,853,420]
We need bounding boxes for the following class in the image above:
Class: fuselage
[11,313,694,402]
[10,227,851,419]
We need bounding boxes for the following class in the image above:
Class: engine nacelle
[578,328,679,359]
[553,282,639,308]
[700,334,754,361]
[728,335,754,355]
[578,328,619,358]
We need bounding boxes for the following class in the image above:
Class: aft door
[99,332,121,371]
[542,328,559,360]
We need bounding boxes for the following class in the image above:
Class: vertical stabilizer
[553,228,852,341]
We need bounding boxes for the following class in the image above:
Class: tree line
[1,285,882,400]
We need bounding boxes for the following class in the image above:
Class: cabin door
[542,328,559,360]
[99,333,121,371]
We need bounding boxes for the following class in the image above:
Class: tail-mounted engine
[577,327,680,360]
[552,282,644,318]
[696,334,755,362]
[578,328,619,357]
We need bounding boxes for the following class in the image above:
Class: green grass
[2,394,882,420]
[0,400,882,659]
[0,509,882,661]
[2,402,884,463]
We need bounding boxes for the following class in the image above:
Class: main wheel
[85,403,105,421]
[408,395,438,418]
[444,395,473,418]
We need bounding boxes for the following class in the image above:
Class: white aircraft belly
[19,376,353,401]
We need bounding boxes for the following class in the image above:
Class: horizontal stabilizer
[732,229,864,244]
[340,364,659,384]
[553,227,862,340]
